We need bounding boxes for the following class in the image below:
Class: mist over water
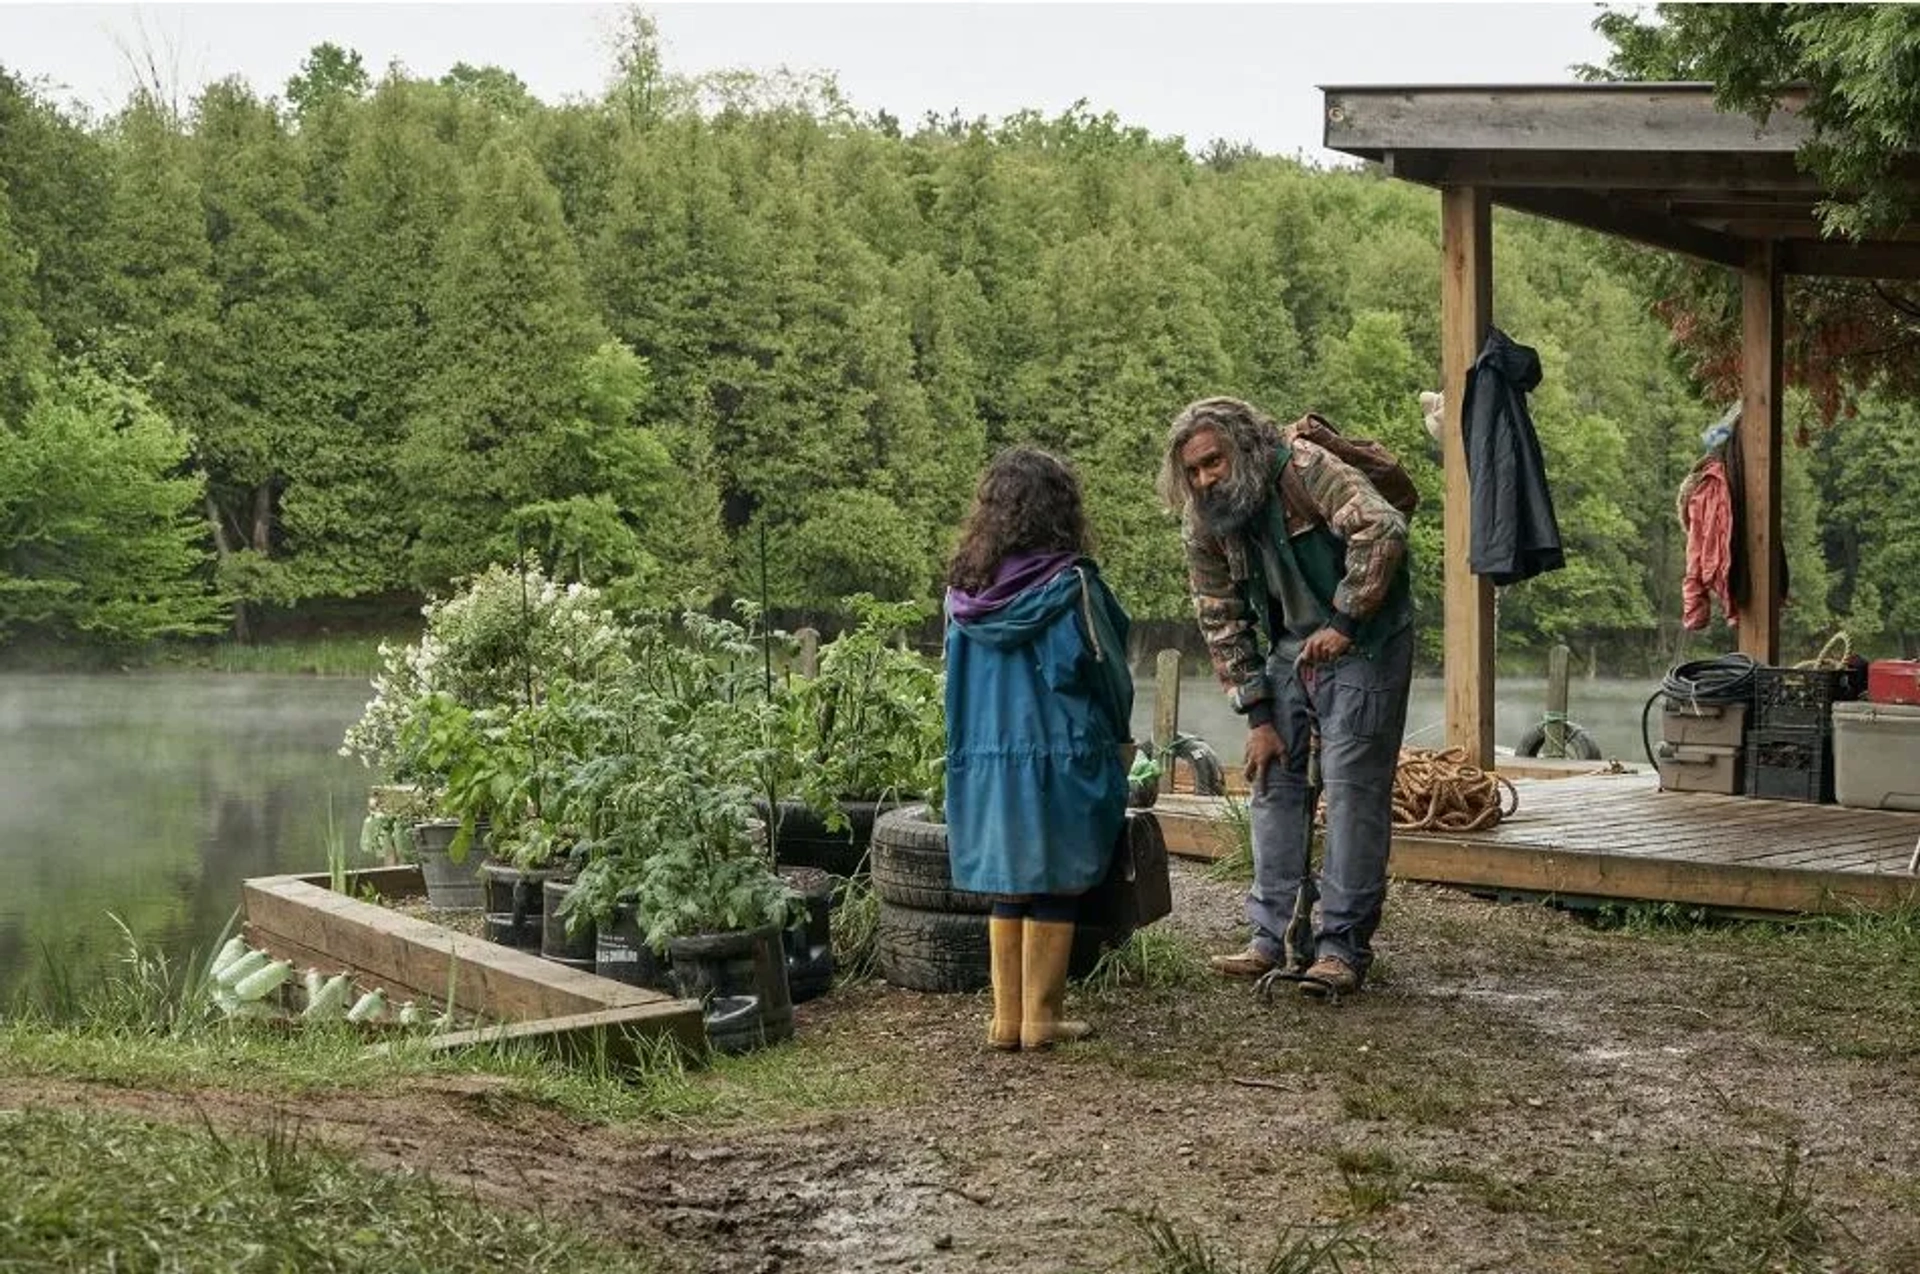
[0,673,372,1002]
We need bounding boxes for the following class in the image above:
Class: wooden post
[1441,185,1496,767]
[795,627,819,678]
[1545,643,1571,759]
[1738,242,1783,665]
[1154,649,1182,794]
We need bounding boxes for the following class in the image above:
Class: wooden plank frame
[242,869,705,1058]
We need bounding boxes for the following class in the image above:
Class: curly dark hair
[946,446,1090,592]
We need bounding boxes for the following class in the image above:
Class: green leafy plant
[557,604,797,946]
[777,594,944,827]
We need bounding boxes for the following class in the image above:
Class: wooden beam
[242,874,702,1032]
[1388,834,1920,915]
[1738,242,1784,665]
[1441,186,1495,767]
[1492,187,1746,267]
[1385,150,1818,193]
[388,1005,706,1066]
[1781,238,1920,279]
[1325,86,1809,154]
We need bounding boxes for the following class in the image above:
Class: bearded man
[1159,397,1414,998]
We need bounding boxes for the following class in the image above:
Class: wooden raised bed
[242,866,704,1065]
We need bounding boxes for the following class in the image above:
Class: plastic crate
[1744,726,1833,803]
[1752,666,1862,732]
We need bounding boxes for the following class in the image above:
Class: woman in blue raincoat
[944,447,1134,1051]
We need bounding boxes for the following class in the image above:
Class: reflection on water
[1129,672,1665,766]
[0,673,372,1001]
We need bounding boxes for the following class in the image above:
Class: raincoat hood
[946,555,1094,651]
[1477,327,1542,394]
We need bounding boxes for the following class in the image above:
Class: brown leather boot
[987,915,1023,1050]
[1020,918,1091,1051]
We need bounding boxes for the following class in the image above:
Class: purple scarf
[947,551,1078,621]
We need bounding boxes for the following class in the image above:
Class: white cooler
[1831,701,1920,811]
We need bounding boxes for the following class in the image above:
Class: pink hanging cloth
[1680,456,1737,631]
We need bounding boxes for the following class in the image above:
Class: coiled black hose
[1640,652,1761,769]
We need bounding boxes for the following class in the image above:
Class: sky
[0,2,1616,163]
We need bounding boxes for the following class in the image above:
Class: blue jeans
[1243,625,1413,979]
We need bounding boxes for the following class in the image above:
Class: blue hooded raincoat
[944,558,1135,896]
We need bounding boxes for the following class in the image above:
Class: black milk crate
[1752,665,1862,732]
[1744,725,1834,804]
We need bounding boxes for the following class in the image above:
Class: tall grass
[1122,1209,1383,1274]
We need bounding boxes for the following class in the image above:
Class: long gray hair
[1156,396,1283,534]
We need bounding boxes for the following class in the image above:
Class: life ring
[1514,721,1602,761]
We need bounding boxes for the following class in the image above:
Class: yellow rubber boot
[987,916,1023,1051]
[1020,918,1091,1051]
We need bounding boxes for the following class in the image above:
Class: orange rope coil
[1390,746,1519,833]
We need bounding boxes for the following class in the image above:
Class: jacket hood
[1477,327,1542,393]
[947,558,1090,650]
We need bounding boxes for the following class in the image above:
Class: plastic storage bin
[1753,665,1863,732]
[1656,743,1744,795]
[1660,700,1747,749]
[1832,701,1920,811]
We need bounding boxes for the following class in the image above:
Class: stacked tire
[869,805,1118,993]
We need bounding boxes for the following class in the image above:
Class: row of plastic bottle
[207,936,432,1027]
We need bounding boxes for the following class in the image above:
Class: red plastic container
[1869,660,1920,706]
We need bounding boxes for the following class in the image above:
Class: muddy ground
[9,866,1920,1273]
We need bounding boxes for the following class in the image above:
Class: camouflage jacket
[1182,435,1410,717]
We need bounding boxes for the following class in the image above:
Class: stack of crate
[1656,697,1748,795]
[1746,666,1859,803]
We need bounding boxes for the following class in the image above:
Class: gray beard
[1191,462,1273,539]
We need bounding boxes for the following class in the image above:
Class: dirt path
[10,869,1920,1272]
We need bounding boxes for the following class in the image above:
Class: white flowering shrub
[339,563,632,785]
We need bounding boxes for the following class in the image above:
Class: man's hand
[1299,626,1352,665]
[1244,722,1286,786]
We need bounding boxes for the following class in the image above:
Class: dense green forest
[0,15,1908,671]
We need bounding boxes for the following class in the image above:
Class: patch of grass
[1084,928,1208,997]
[1337,1069,1474,1128]
[153,632,401,677]
[1120,1207,1383,1274]
[1566,1140,1834,1274]
[1330,1146,1403,1217]
[0,1107,661,1272]
[1417,1162,1539,1214]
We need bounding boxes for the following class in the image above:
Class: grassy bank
[0,1106,663,1273]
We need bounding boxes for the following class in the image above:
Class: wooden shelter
[1322,83,1920,766]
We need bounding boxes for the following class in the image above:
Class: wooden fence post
[795,628,819,679]
[1154,649,1182,794]
[1545,643,1571,759]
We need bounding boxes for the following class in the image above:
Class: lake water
[0,673,374,1003]
[1129,672,1666,771]
[0,667,1662,1002]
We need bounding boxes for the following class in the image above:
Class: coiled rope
[1391,746,1519,832]
[1640,651,1761,769]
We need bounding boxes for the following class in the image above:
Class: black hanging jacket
[1462,328,1564,585]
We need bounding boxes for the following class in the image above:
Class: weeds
[831,873,880,984]
[1207,793,1255,883]
[1582,1140,1833,1274]
[1084,928,1206,996]
[1122,1208,1383,1274]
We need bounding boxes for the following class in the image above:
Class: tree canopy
[0,14,1910,662]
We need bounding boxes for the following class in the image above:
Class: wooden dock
[1152,773,1920,915]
